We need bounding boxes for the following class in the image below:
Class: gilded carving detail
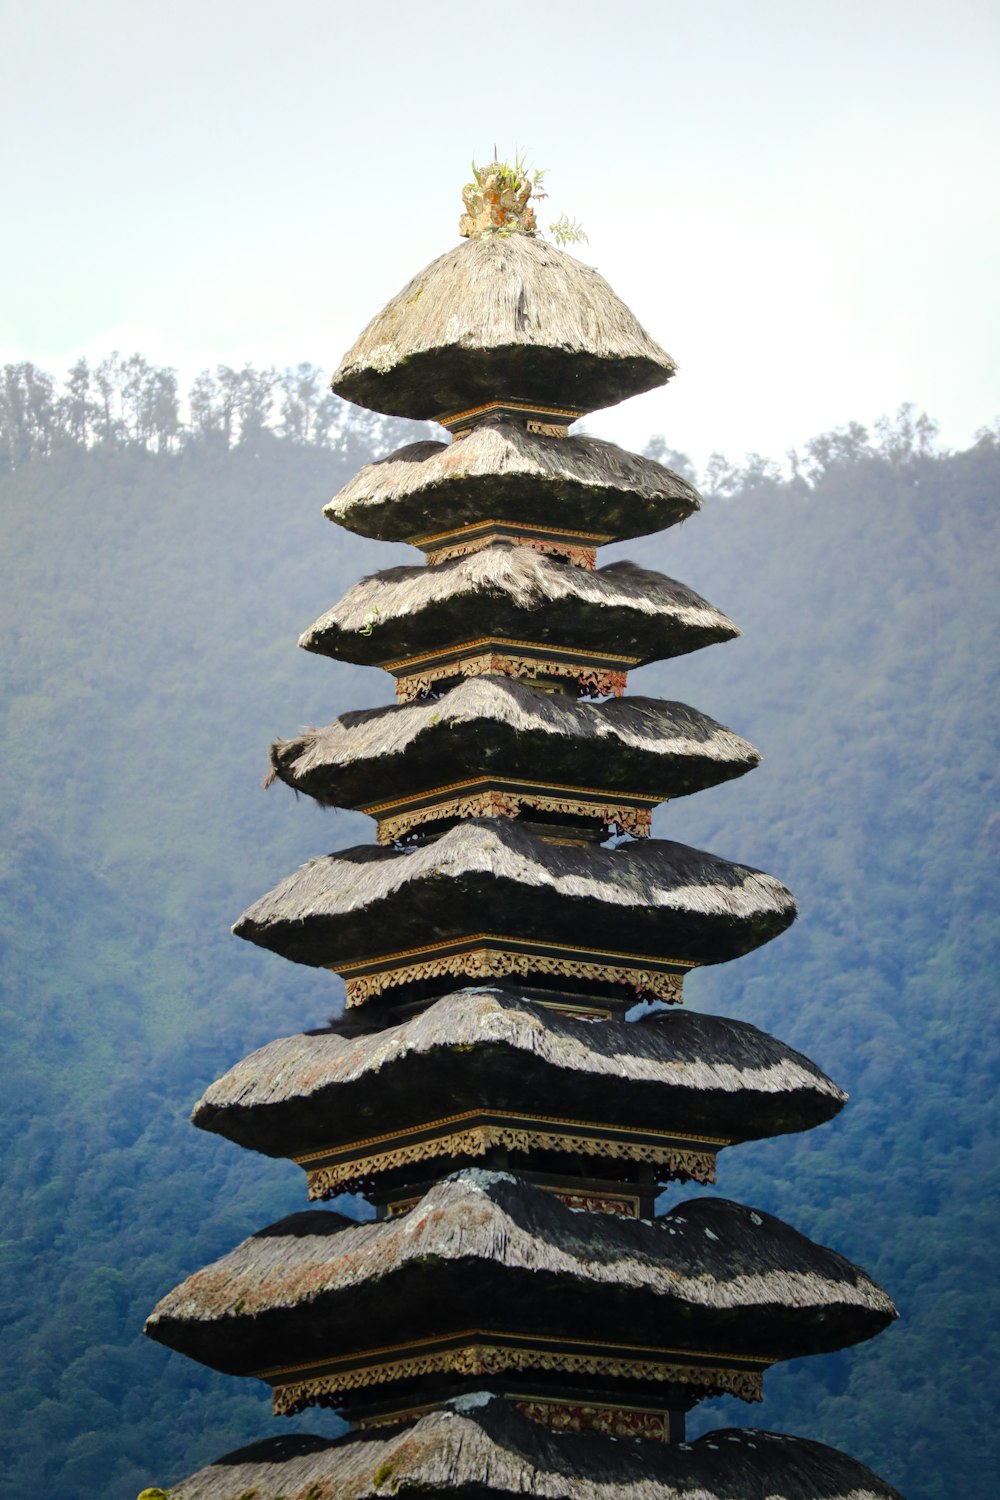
[395,655,628,702]
[304,1123,717,1199]
[375,789,652,844]
[525,419,570,437]
[270,1344,764,1416]
[413,518,608,550]
[343,948,686,1007]
[513,1399,668,1440]
[438,398,581,431]
[425,535,597,569]
[550,1191,640,1217]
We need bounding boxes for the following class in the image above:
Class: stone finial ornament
[460,160,538,238]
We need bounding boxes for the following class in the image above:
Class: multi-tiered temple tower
[145,165,904,1498]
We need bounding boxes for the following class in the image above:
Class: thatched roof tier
[299,547,738,678]
[324,418,701,546]
[165,1401,905,1500]
[192,988,845,1197]
[233,820,795,1005]
[330,235,676,421]
[266,679,760,840]
[145,1171,896,1414]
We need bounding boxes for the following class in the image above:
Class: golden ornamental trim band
[385,635,640,671]
[303,1124,718,1199]
[374,788,652,843]
[412,519,611,549]
[364,775,663,816]
[270,1343,764,1415]
[425,535,596,570]
[342,948,688,1007]
[395,654,628,701]
[439,399,582,429]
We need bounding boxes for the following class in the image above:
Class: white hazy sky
[2,0,997,467]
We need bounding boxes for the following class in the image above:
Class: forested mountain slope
[1,405,997,1500]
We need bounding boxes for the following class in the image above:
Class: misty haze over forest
[1,374,997,1498]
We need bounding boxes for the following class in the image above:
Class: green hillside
[1,392,997,1499]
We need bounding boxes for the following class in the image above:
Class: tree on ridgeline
[58,359,97,447]
[0,362,57,468]
[0,354,422,471]
[641,433,696,484]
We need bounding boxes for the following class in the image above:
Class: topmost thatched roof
[165,1400,905,1500]
[331,235,676,420]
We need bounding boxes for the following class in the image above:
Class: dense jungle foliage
[1,358,997,1499]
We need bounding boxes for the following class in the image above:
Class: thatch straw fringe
[147,1171,894,1329]
[237,820,795,929]
[266,679,759,804]
[166,1405,905,1499]
[194,988,844,1120]
[300,545,737,649]
[330,235,676,419]
[324,417,700,543]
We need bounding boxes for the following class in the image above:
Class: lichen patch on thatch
[330,234,676,419]
[324,417,701,543]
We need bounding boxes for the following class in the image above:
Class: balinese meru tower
[146,166,904,1498]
